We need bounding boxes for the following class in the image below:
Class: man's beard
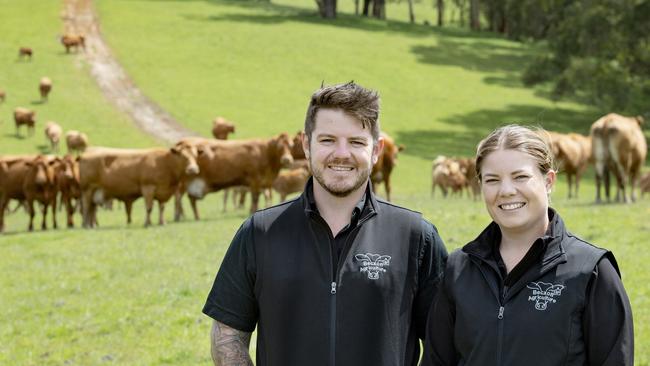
[311,157,370,197]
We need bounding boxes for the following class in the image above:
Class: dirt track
[62,0,199,143]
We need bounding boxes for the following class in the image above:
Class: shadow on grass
[164,0,512,40]
[395,104,602,160]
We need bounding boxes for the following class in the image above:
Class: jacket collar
[463,208,566,267]
[301,177,378,221]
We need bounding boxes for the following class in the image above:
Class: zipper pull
[331,282,337,294]
[497,306,504,319]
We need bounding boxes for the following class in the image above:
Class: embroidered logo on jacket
[526,281,565,310]
[354,253,392,280]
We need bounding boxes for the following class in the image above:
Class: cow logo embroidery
[354,253,392,280]
[527,282,565,311]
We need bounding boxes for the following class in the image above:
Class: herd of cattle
[0,114,406,233]
[431,113,649,203]
[1,36,648,233]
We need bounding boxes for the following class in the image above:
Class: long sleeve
[583,256,634,365]
[421,275,458,366]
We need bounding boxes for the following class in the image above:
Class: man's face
[304,108,383,197]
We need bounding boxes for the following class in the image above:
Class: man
[203,81,448,366]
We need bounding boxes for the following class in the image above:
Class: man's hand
[210,320,253,366]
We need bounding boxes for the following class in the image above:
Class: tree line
[314,0,649,113]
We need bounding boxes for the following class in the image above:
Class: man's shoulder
[250,196,305,228]
[374,198,422,216]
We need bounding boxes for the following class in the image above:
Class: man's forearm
[210,320,253,366]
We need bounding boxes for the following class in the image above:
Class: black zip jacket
[203,180,448,366]
[422,209,634,366]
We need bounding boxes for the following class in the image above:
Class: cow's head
[57,155,80,182]
[171,141,201,175]
[291,131,306,160]
[26,155,59,186]
[272,133,294,168]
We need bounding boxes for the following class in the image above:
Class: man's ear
[302,133,310,160]
[372,137,385,165]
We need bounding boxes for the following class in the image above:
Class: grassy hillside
[0,1,157,154]
[1,0,648,365]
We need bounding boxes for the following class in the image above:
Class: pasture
[1,0,649,364]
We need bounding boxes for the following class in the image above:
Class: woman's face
[480,149,556,236]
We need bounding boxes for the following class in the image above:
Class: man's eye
[320,139,334,143]
[351,141,365,146]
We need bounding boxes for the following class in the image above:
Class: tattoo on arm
[210,320,253,366]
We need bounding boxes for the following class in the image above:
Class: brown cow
[431,156,466,198]
[0,155,59,232]
[56,155,81,228]
[39,77,52,101]
[45,121,63,152]
[591,113,647,203]
[291,131,306,160]
[455,156,480,200]
[211,117,236,140]
[61,34,85,53]
[177,133,294,218]
[273,166,311,202]
[18,47,32,60]
[0,89,5,103]
[66,130,89,154]
[79,141,202,228]
[544,131,592,199]
[370,133,404,201]
[14,107,36,136]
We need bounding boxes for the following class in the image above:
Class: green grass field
[1,0,649,364]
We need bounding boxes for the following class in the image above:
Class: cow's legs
[64,195,74,228]
[237,189,246,208]
[0,195,8,232]
[174,189,185,222]
[574,173,581,199]
[567,174,573,199]
[50,194,57,229]
[158,200,166,226]
[189,196,200,221]
[26,199,35,231]
[141,185,155,227]
[222,189,229,213]
[125,200,134,225]
[250,188,260,213]
[41,202,49,230]
[384,175,392,202]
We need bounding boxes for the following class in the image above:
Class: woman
[422,125,634,365]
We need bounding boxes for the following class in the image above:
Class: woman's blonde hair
[475,124,555,182]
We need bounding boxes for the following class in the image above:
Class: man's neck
[312,181,367,236]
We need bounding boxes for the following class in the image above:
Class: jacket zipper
[496,285,508,365]
[327,214,374,366]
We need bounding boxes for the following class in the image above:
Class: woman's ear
[545,170,557,193]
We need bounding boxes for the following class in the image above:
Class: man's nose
[333,141,351,157]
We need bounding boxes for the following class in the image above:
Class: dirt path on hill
[61,0,199,143]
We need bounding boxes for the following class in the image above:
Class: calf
[18,47,32,60]
[66,130,89,154]
[45,121,63,152]
[61,34,85,53]
[211,117,236,140]
[14,107,36,137]
[370,133,404,201]
[39,77,52,101]
[273,166,311,202]
[431,156,466,198]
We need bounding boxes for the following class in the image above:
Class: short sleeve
[202,217,259,332]
[413,219,448,340]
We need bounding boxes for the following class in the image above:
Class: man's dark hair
[304,81,380,142]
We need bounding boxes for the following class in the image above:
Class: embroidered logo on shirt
[354,253,391,280]
[527,281,565,310]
